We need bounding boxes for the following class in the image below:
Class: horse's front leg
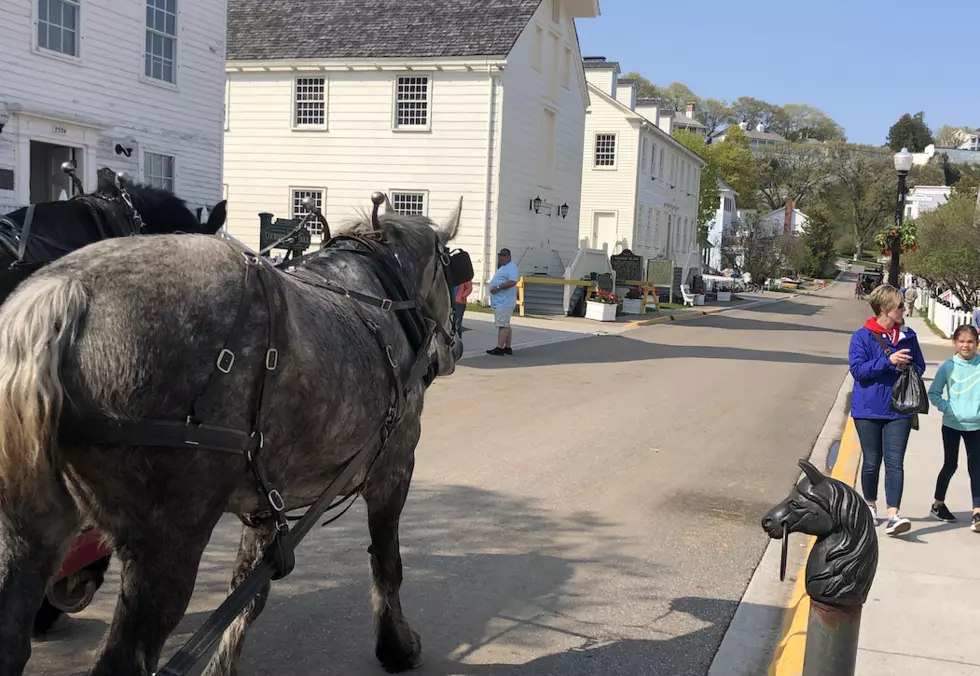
[201,521,278,676]
[363,437,422,673]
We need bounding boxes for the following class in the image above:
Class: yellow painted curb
[623,306,724,329]
[768,417,862,676]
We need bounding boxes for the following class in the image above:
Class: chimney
[615,79,637,111]
[635,99,660,124]
[658,107,674,135]
[784,199,793,235]
[685,102,697,119]
[583,56,620,98]
[739,120,748,131]
[756,122,766,133]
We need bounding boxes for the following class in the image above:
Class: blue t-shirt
[489,262,520,309]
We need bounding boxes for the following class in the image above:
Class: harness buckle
[265,349,279,371]
[216,349,235,373]
[380,298,393,311]
[250,430,265,449]
[268,489,285,513]
[385,345,397,369]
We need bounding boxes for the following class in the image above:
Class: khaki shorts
[493,306,513,328]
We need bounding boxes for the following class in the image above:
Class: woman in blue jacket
[849,284,926,536]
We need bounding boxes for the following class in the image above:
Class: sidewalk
[855,361,980,675]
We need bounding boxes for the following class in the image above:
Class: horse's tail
[0,276,88,501]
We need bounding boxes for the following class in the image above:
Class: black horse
[0,172,227,301]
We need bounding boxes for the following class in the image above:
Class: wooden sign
[258,213,312,253]
[610,248,642,281]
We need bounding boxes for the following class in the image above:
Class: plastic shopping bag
[892,367,930,415]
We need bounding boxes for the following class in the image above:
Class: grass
[465,302,495,314]
[919,311,949,339]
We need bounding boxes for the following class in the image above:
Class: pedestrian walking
[454,278,472,333]
[849,284,927,536]
[928,324,980,531]
[904,285,919,313]
[486,248,519,356]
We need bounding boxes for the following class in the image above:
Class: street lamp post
[890,147,914,287]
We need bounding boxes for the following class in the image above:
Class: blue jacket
[849,323,926,420]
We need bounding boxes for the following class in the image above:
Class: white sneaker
[885,514,912,536]
[868,503,880,526]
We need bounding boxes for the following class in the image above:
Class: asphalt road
[26,277,871,676]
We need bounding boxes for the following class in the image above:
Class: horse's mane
[802,478,877,601]
[94,181,200,233]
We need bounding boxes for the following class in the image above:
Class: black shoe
[931,503,956,522]
[972,513,980,533]
[503,347,513,355]
[486,347,506,356]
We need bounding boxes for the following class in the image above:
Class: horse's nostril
[762,517,773,530]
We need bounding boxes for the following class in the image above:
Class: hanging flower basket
[874,222,917,255]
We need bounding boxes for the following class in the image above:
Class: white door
[591,211,617,253]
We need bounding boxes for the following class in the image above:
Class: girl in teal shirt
[929,324,980,531]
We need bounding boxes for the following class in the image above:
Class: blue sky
[575,0,976,145]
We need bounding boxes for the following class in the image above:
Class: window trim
[224,76,231,131]
[291,76,328,131]
[531,24,544,72]
[593,132,618,170]
[551,0,561,23]
[141,0,179,89]
[391,74,432,132]
[141,150,176,193]
[33,0,82,64]
[388,189,429,217]
[288,187,326,238]
[561,45,572,90]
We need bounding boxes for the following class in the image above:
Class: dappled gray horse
[0,203,463,676]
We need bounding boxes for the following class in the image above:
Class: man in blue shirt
[487,248,520,356]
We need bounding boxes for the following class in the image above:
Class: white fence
[920,289,973,338]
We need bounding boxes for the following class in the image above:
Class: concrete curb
[622,295,797,329]
[706,371,856,676]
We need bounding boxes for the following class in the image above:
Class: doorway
[30,141,79,203]
[591,211,617,252]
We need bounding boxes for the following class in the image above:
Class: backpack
[447,248,474,286]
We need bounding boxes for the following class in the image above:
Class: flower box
[717,291,731,302]
[586,300,618,322]
[622,298,644,315]
[694,294,705,306]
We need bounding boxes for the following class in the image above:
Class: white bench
[680,284,696,307]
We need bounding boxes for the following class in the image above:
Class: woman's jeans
[854,417,913,509]
[454,302,466,332]
[934,426,980,509]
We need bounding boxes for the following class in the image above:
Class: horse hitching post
[762,459,878,676]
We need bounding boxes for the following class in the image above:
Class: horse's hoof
[377,630,423,672]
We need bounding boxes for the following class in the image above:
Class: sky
[575,0,977,145]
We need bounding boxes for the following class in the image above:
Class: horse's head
[367,195,465,379]
[762,458,878,606]
[94,174,227,235]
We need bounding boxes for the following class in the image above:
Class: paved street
[27,280,870,676]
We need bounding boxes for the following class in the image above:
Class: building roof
[583,56,621,70]
[673,112,706,129]
[227,0,543,61]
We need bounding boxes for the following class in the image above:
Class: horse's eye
[789,500,802,509]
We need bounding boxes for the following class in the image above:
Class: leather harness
[57,229,457,676]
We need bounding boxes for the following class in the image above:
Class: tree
[674,130,719,241]
[731,96,780,129]
[886,112,934,152]
[755,143,831,212]
[739,213,782,284]
[821,145,895,255]
[905,193,980,311]
[800,206,838,277]
[908,162,946,187]
[698,98,733,139]
[935,124,968,148]
[953,165,980,199]
[622,72,661,100]
[711,125,758,210]
[661,82,699,111]
[771,104,846,142]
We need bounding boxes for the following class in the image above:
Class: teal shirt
[928,355,980,432]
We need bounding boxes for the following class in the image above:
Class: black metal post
[762,459,878,676]
[889,170,908,287]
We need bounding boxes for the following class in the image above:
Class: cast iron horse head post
[762,459,878,676]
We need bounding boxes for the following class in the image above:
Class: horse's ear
[798,458,826,485]
[435,196,463,246]
[205,200,228,234]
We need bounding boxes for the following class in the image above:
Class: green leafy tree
[952,165,980,199]
[698,98,733,139]
[886,112,934,152]
[739,213,782,285]
[674,130,719,241]
[660,82,699,111]
[772,104,846,142]
[905,193,980,310]
[622,72,661,100]
[731,96,780,129]
[908,162,946,187]
[711,125,758,210]
[755,143,831,211]
[801,206,838,277]
[820,145,895,254]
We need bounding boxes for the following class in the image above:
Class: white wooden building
[223,0,600,302]
[577,57,705,290]
[0,0,226,215]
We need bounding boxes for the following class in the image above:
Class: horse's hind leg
[89,502,226,676]
[363,449,422,673]
[201,521,278,676]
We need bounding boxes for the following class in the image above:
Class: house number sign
[52,125,67,135]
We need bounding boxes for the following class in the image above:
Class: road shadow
[466,334,849,370]
[675,314,853,336]
[739,299,826,317]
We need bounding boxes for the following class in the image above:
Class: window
[224,77,230,130]
[658,148,664,177]
[561,46,572,89]
[551,0,561,23]
[541,108,557,185]
[38,0,79,57]
[291,189,324,237]
[645,206,654,245]
[547,34,559,101]
[394,76,430,129]
[650,143,657,176]
[294,77,326,128]
[532,26,543,71]
[640,138,649,174]
[390,191,426,216]
[144,152,174,192]
[144,0,176,84]
[594,133,616,168]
